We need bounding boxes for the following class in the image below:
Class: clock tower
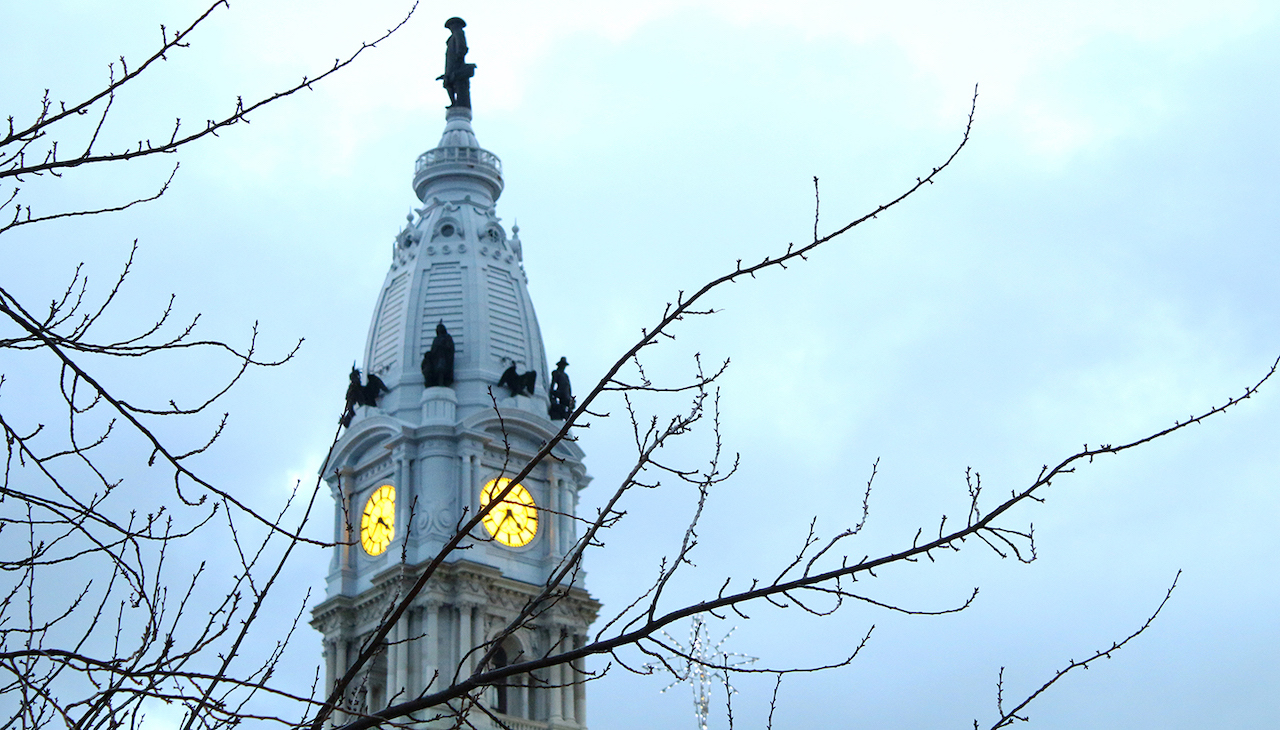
[310,19,597,729]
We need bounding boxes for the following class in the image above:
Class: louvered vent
[486,267,527,366]
[369,272,410,375]
[421,263,465,363]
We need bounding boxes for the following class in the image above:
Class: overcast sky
[5,1,1280,728]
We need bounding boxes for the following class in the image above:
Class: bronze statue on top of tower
[438,17,475,109]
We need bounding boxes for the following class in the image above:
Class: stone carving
[309,602,355,637]
[510,222,523,262]
[357,456,393,488]
[434,220,459,240]
[342,367,364,423]
[437,17,475,109]
[430,501,458,537]
[363,373,389,404]
[498,362,537,397]
[548,357,574,420]
[355,592,393,627]
[396,212,420,248]
[341,366,389,427]
[422,321,456,387]
[392,214,421,270]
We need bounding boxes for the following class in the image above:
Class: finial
[437,17,476,109]
[509,220,523,262]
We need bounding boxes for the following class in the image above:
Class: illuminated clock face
[480,477,538,548]
[360,484,396,556]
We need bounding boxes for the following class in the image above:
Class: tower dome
[360,106,549,426]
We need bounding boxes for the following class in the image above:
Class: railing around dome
[415,146,503,175]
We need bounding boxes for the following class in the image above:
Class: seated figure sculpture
[422,321,455,387]
[362,373,389,405]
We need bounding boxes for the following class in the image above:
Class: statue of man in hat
[437,17,476,108]
[549,357,574,420]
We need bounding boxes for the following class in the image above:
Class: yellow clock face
[360,484,396,556]
[480,478,538,548]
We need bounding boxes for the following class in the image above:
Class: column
[460,452,476,533]
[338,467,355,573]
[390,613,408,701]
[561,660,576,725]
[519,679,531,720]
[387,620,399,703]
[570,482,580,545]
[424,601,439,690]
[324,637,337,702]
[562,478,573,556]
[550,466,560,555]
[472,607,485,675]
[545,463,555,553]
[395,450,410,546]
[469,452,480,521]
[549,628,565,723]
[334,637,350,725]
[402,607,416,697]
[458,604,474,677]
[573,634,586,726]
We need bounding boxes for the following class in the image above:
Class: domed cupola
[412,106,504,204]
[352,49,548,428]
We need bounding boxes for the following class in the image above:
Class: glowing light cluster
[659,617,757,730]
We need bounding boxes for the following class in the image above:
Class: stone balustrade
[415,146,503,175]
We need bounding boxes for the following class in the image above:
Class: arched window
[490,637,533,719]
[493,644,510,714]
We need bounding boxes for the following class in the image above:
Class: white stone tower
[311,21,597,728]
